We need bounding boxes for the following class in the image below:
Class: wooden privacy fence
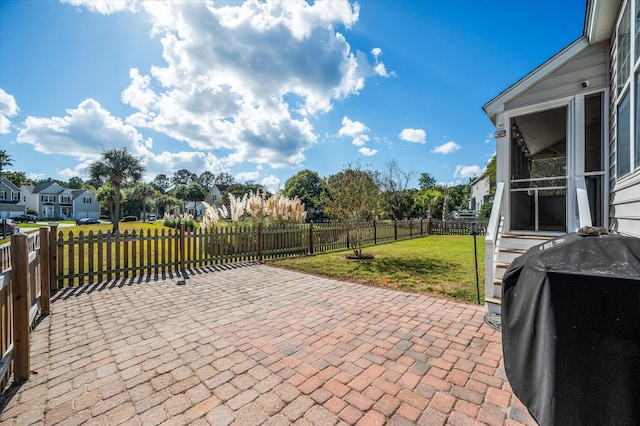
[0,229,50,389]
[53,219,431,288]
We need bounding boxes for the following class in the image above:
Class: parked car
[1,219,19,236]
[15,214,38,223]
[77,217,100,225]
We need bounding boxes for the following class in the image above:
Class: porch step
[487,234,555,312]
[485,296,502,315]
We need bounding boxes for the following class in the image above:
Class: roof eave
[483,36,590,124]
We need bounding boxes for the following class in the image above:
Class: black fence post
[373,220,377,245]
[394,220,398,241]
[257,222,263,262]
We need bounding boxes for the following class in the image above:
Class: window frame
[615,0,640,179]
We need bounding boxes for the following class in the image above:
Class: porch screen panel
[509,105,567,232]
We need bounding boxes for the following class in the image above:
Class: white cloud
[355,49,395,79]
[47,1,397,176]
[359,147,377,156]
[114,0,392,170]
[60,0,137,15]
[433,141,460,154]
[399,128,426,144]
[454,164,483,178]
[338,116,370,146]
[369,47,392,77]
[261,174,281,187]
[0,88,19,134]
[121,69,157,114]
[16,98,150,161]
[439,180,463,187]
[236,171,260,182]
[484,132,493,144]
[144,151,225,180]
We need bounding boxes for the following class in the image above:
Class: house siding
[0,178,26,218]
[609,173,640,237]
[506,41,609,110]
[608,9,640,238]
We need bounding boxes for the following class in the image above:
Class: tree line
[1,149,495,233]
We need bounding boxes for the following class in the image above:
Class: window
[618,90,631,176]
[636,0,640,62]
[0,190,6,200]
[618,2,631,95]
[615,0,640,178]
[41,195,55,203]
[12,192,19,201]
[83,197,92,204]
[60,195,70,203]
[585,92,604,172]
[637,72,640,169]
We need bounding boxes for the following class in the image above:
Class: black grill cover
[502,232,640,426]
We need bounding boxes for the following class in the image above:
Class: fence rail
[428,219,489,236]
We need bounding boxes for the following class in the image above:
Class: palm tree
[88,149,146,232]
[132,183,156,222]
[0,150,14,174]
[96,185,116,223]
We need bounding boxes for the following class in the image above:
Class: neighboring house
[71,189,100,220]
[0,177,26,218]
[469,176,491,212]
[482,0,640,314]
[204,184,229,207]
[184,201,204,217]
[22,181,100,220]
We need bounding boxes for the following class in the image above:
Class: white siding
[506,42,609,111]
[609,171,640,237]
[608,19,640,239]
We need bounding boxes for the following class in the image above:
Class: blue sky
[0,0,586,190]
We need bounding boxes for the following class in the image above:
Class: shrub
[479,202,493,219]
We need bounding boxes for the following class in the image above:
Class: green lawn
[266,235,485,305]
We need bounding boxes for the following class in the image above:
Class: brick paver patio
[0,264,536,425]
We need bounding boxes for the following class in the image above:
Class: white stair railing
[575,176,593,228]
[485,182,505,305]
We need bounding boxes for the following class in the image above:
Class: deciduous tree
[322,163,379,257]
[283,169,325,217]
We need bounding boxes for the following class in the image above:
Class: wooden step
[501,234,554,240]
[497,249,526,264]
[500,238,549,250]
[485,296,502,314]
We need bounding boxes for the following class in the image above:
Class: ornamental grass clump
[163,212,197,231]
[201,201,229,229]
[247,188,306,224]
[202,186,307,229]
